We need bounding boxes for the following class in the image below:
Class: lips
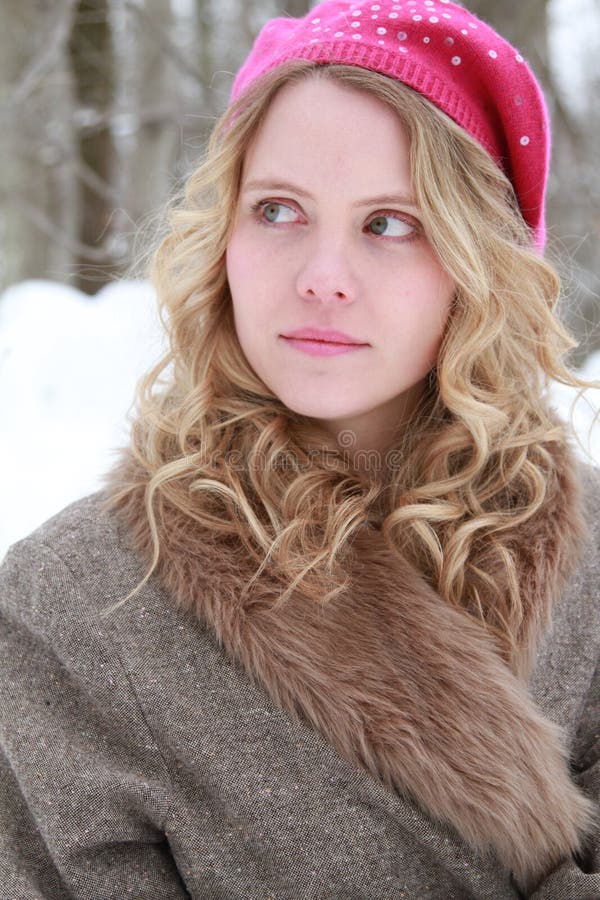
[281,327,369,346]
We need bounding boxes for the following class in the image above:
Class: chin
[279,396,361,422]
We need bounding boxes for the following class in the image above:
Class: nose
[296,239,358,305]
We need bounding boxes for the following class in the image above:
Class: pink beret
[231,0,550,250]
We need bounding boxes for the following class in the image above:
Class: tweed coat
[0,456,599,899]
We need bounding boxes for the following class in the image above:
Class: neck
[320,381,429,480]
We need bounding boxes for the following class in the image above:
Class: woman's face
[226,77,455,455]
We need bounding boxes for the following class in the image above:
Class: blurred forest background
[1,0,599,363]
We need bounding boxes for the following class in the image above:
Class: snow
[0,279,165,561]
[0,278,598,562]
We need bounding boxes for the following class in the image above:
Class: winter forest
[0,0,599,556]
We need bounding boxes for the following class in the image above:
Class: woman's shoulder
[571,460,600,587]
[550,458,599,608]
[2,491,133,579]
[579,459,600,514]
[0,489,219,683]
[530,461,600,735]
[0,491,169,642]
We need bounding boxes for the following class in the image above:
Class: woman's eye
[258,201,299,224]
[367,214,415,238]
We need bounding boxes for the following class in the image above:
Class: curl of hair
[108,61,591,671]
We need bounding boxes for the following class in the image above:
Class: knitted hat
[231,0,550,250]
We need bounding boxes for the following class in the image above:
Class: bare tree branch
[68,103,185,138]
[123,0,207,85]
[6,0,78,108]
[3,194,122,263]
[5,131,123,206]
[281,0,313,18]
[70,156,123,204]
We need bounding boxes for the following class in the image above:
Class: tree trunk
[68,0,118,293]
[281,0,314,18]
[117,0,181,233]
[0,0,77,291]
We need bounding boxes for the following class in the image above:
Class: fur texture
[105,448,593,894]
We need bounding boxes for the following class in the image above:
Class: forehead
[240,76,413,197]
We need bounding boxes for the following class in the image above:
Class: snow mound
[0,279,165,558]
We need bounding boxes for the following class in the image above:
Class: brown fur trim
[104,448,592,894]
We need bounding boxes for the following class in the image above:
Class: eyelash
[249,200,421,243]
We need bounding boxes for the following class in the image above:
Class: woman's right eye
[253,201,299,224]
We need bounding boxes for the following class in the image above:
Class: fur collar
[105,447,592,894]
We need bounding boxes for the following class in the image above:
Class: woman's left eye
[366,214,415,238]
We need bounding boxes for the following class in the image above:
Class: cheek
[227,237,295,352]
[434,274,456,338]
[422,259,454,315]
[226,242,249,346]
[225,232,250,300]
[392,266,454,325]
[226,228,281,309]
[425,279,454,366]
[226,233,276,364]
[387,267,454,368]
[226,234,258,334]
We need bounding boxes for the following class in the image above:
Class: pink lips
[280,327,370,357]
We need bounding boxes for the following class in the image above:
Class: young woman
[1,1,598,897]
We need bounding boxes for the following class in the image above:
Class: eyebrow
[241,178,420,211]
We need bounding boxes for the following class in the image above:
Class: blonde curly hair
[107,61,587,672]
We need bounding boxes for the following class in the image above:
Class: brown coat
[0,456,599,899]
